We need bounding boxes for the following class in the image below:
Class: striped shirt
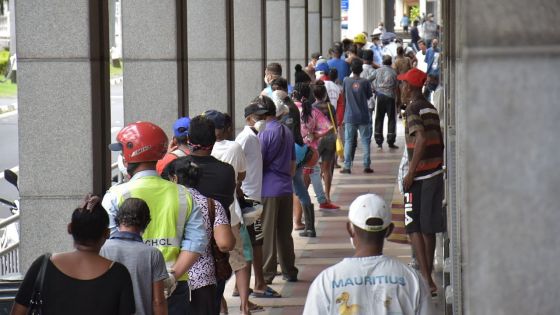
[405,97,444,178]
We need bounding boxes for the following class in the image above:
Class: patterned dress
[187,188,230,290]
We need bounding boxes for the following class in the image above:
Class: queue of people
[12,25,443,313]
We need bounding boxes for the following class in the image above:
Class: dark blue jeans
[168,281,191,315]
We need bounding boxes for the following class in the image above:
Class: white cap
[348,194,391,232]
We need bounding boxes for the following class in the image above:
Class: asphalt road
[0,82,124,218]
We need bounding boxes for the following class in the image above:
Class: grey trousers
[261,195,298,282]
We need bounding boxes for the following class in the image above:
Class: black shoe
[364,168,374,173]
[340,168,351,174]
[388,144,399,149]
[377,144,382,149]
[282,274,298,282]
[299,229,316,237]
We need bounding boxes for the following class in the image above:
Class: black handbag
[207,198,232,281]
[27,253,51,315]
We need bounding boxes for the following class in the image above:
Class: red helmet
[109,121,168,163]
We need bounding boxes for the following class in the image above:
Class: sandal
[251,286,282,298]
[232,288,253,297]
[248,301,265,313]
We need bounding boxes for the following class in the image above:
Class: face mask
[350,237,356,249]
[117,154,129,178]
[254,120,267,133]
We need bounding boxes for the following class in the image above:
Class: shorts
[247,219,263,246]
[318,132,336,162]
[404,173,445,234]
[228,224,248,271]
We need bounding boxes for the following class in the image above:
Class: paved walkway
[224,120,444,314]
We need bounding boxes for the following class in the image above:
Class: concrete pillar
[395,0,404,31]
[452,0,560,313]
[332,0,341,42]
[321,0,333,56]
[233,0,265,128]
[307,0,321,57]
[321,0,333,57]
[289,0,307,83]
[384,0,395,32]
[266,0,290,80]
[347,0,363,39]
[16,0,106,269]
[121,0,178,130]
[348,0,383,38]
[187,1,229,115]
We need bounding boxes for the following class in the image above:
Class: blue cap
[315,61,329,73]
[173,117,191,137]
[203,110,226,129]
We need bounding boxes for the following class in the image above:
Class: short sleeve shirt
[259,120,295,197]
[303,256,434,315]
[405,97,444,177]
[101,236,168,315]
[235,126,263,202]
[343,76,373,124]
[187,188,230,290]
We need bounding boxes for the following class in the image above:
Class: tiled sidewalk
[224,121,441,314]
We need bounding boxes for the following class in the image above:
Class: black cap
[203,110,226,129]
[244,103,269,118]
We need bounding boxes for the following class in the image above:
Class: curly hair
[114,198,151,231]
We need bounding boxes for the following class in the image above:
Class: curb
[0,104,16,115]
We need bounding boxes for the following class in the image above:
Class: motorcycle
[0,169,20,250]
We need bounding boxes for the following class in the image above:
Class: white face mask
[254,119,267,133]
[350,237,356,249]
[117,153,129,178]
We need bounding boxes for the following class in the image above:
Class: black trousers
[374,94,397,145]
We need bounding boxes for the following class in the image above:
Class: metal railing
[0,162,121,275]
[0,214,19,276]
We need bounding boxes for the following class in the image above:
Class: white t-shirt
[303,255,434,315]
[415,50,428,73]
[324,80,341,109]
[212,140,247,225]
[235,126,263,202]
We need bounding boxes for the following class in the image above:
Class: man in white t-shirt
[415,39,428,73]
[236,101,283,300]
[303,194,434,315]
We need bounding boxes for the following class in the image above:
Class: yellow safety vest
[109,175,193,281]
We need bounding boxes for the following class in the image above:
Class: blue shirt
[102,170,208,254]
[343,76,373,125]
[264,84,293,97]
[371,44,383,66]
[328,57,350,83]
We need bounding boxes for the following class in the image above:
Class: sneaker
[364,168,374,173]
[339,168,351,174]
[388,144,399,149]
[319,202,340,210]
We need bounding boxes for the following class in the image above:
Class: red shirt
[156,147,190,175]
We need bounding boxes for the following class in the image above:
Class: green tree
[409,5,420,23]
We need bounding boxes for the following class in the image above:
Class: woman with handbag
[11,194,135,315]
[164,157,244,315]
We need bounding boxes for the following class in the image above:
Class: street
[0,82,124,218]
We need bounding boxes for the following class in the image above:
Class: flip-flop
[248,301,265,313]
[232,288,253,297]
[252,286,282,298]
